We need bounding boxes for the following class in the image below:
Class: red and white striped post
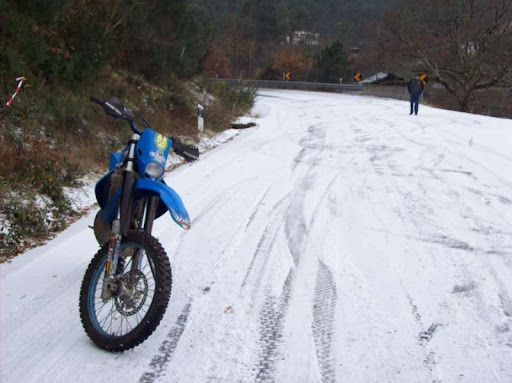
[6,77,26,107]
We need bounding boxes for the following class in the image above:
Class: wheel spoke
[81,233,169,349]
[91,249,155,337]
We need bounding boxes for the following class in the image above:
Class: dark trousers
[410,94,420,114]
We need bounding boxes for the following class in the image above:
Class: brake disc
[114,271,148,316]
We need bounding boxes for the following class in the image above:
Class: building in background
[286,31,320,46]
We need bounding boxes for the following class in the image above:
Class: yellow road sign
[419,72,428,85]
[354,72,362,82]
[284,72,291,80]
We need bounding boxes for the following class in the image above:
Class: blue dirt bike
[79,96,199,351]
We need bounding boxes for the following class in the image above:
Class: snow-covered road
[2,90,512,383]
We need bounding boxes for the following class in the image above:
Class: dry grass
[0,73,255,260]
[0,72,198,258]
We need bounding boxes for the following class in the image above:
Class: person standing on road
[408,74,424,115]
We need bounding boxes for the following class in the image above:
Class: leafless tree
[381,0,512,112]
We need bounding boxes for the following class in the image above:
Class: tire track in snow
[283,168,315,266]
[191,183,249,226]
[293,125,326,171]
[142,185,278,382]
[247,187,304,382]
[287,124,325,265]
[254,269,294,383]
[308,171,346,229]
[139,302,191,383]
[243,124,326,289]
[393,147,510,376]
[312,261,337,383]
[284,195,308,267]
[385,115,512,355]
[254,124,326,382]
[240,195,288,290]
[245,187,272,231]
[154,185,241,256]
[362,117,444,380]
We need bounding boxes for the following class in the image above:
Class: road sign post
[197,104,204,132]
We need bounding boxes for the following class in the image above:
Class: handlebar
[90,95,199,161]
[90,95,103,105]
[90,95,141,134]
[171,137,199,162]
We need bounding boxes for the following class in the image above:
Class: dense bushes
[0,0,212,92]
[200,80,257,132]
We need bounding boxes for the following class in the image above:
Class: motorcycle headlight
[145,162,164,178]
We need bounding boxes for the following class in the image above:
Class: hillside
[0,0,254,258]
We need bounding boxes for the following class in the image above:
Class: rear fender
[135,178,191,230]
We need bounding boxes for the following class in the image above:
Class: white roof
[361,72,387,84]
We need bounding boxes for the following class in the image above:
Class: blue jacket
[408,79,424,95]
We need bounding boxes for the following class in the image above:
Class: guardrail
[210,78,363,92]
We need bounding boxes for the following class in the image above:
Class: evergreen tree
[310,41,351,83]
[242,0,281,43]
[275,1,292,39]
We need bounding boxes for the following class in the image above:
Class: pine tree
[311,41,351,83]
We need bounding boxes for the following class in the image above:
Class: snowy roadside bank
[1,117,259,262]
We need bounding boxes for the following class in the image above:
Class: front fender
[135,178,191,230]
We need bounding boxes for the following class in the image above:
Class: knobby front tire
[79,230,172,352]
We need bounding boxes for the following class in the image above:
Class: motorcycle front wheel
[79,230,172,351]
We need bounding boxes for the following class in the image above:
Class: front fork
[129,195,158,276]
[101,195,158,301]
[101,132,140,301]
[101,220,122,300]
